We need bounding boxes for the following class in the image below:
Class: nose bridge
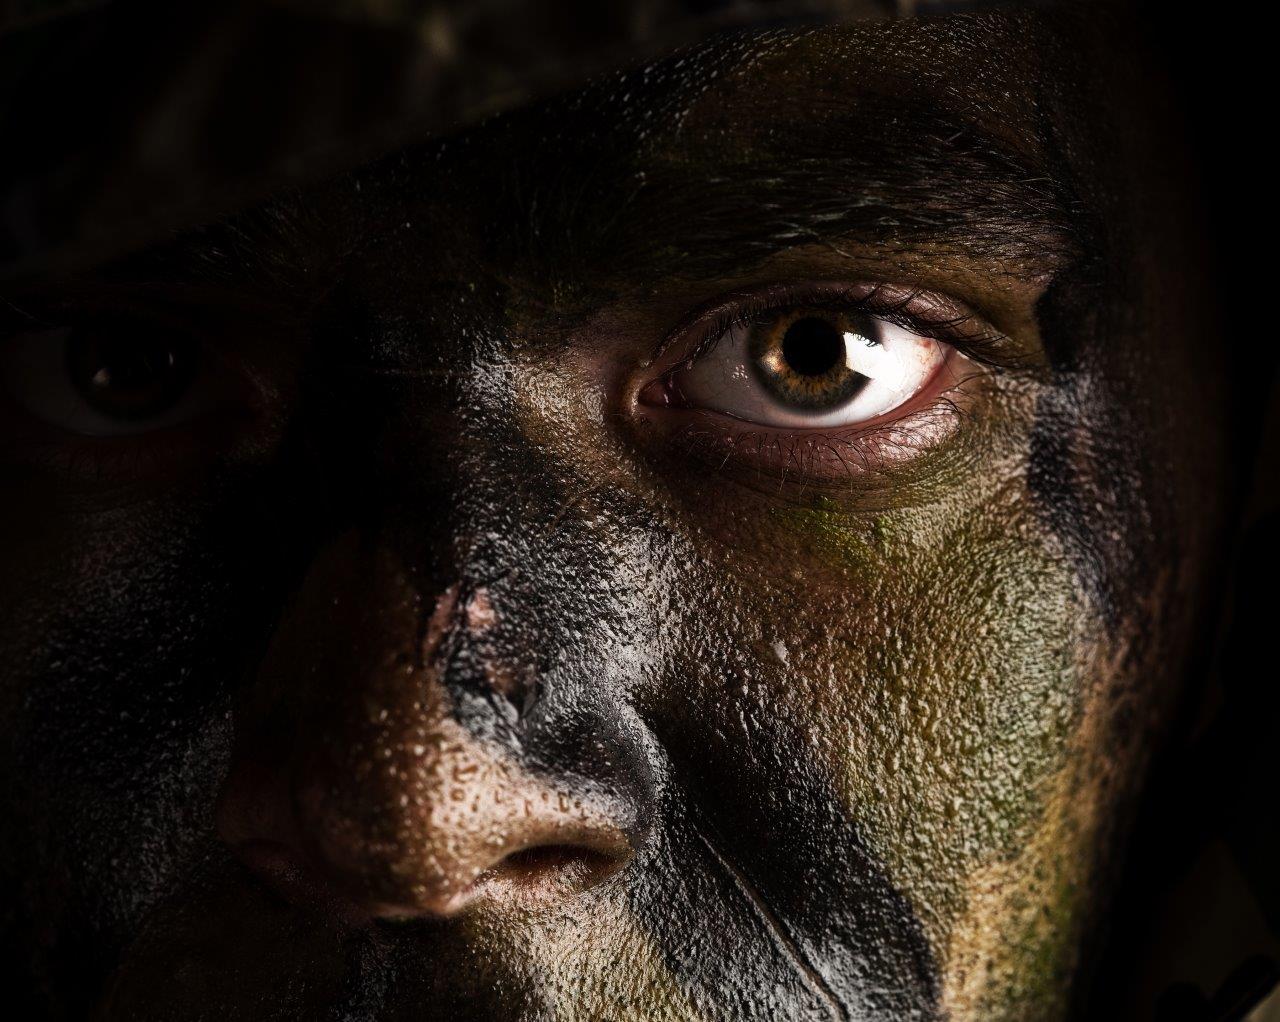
[219,530,635,919]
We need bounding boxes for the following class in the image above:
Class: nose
[216,535,634,921]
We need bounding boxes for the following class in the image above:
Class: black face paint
[0,9,1246,1021]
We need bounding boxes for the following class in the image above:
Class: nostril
[499,843,619,877]
[479,842,632,902]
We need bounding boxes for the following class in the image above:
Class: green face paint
[0,7,1237,1021]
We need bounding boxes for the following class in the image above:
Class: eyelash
[660,281,1009,374]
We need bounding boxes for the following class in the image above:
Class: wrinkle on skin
[693,819,850,1021]
[461,797,900,1021]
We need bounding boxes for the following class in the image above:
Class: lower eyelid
[0,407,250,485]
[0,369,278,488]
[634,349,977,488]
[708,422,955,504]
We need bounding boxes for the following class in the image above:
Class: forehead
[357,15,1068,221]
[41,10,1129,308]
[0,2,1129,291]
[274,14,1101,330]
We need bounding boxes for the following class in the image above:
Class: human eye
[0,291,293,486]
[8,316,205,435]
[634,281,1006,490]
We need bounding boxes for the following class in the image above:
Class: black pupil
[781,317,844,377]
[66,327,196,421]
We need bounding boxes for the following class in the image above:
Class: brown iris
[747,308,876,411]
[65,322,198,421]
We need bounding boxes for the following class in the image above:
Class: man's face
[0,9,1231,1020]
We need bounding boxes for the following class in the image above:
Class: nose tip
[217,713,635,922]
[297,737,635,919]
[340,811,635,921]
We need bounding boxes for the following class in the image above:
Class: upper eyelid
[655,281,1011,372]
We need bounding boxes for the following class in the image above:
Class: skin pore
[0,8,1233,1021]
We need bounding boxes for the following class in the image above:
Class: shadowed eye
[5,318,209,436]
[68,325,197,422]
[0,295,298,484]
[659,305,947,429]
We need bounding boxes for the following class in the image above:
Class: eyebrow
[508,94,1088,296]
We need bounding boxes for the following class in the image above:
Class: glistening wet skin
[0,9,1239,1022]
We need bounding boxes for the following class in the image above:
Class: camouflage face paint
[0,8,1235,1021]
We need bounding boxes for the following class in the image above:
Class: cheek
[730,490,1134,1012]
[817,512,1087,903]
[0,476,307,949]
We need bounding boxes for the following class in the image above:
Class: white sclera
[675,319,946,428]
